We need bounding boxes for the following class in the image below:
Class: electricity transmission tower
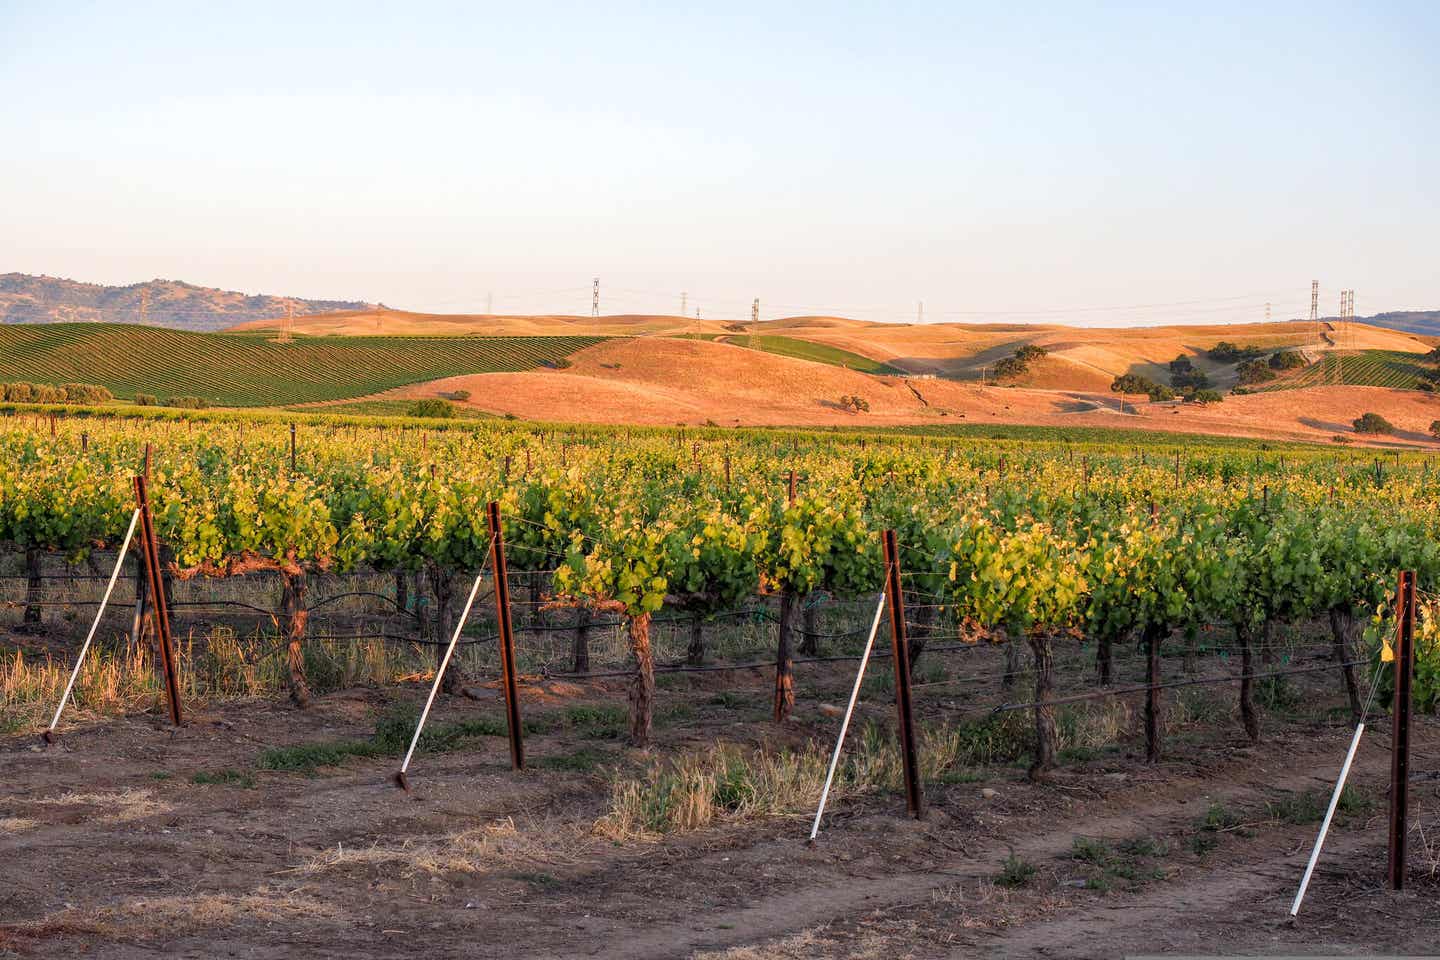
[592,278,600,318]
[139,288,149,326]
[278,302,294,344]
[681,291,687,316]
[918,301,924,324]
[750,298,759,350]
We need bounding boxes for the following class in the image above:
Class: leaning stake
[393,558,491,792]
[809,590,887,842]
[43,509,141,743]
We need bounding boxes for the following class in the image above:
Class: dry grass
[0,816,37,832]
[692,930,905,960]
[596,724,969,841]
[27,789,171,823]
[6,887,343,940]
[305,816,590,878]
[0,632,422,733]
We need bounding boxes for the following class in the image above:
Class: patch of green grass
[258,708,508,775]
[708,692,746,708]
[149,771,172,782]
[551,704,629,740]
[1070,837,1112,865]
[534,747,614,773]
[510,871,560,890]
[996,853,1037,888]
[1073,834,1169,892]
[1199,801,1246,833]
[684,333,903,375]
[191,769,256,788]
[1264,789,1327,826]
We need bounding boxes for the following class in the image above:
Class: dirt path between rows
[1,682,1437,959]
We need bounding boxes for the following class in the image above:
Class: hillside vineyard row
[2,414,1434,746]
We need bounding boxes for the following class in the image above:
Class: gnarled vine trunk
[627,612,654,746]
[1235,621,1259,742]
[394,568,409,620]
[280,567,311,708]
[22,548,42,627]
[1328,606,1362,723]
[1097,630,1114,685]
[1002,628,1022,689]
[773,592,796,721]
[1027,630,1056,781]
[798,594,820,656]
[428,563,458,694]
[1143,622,1163,763]
[908,600,934,673]
[573,605,592,673]
[687,610,705,666]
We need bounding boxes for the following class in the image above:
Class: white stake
[46,509,141,738]
[1290,721,1366,915]
[809,591,887,842]
[395,563,489,786]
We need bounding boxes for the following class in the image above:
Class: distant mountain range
[0,273,375,332]
[1359,310,1440,338]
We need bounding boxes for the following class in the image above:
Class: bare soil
[3,652,1437,959]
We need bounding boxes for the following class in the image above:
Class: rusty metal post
[289,423,297,471]
[487,501,525,770]
[1388,569,1416,890]
[882,529,924,819]
[134,475,182,726]
[787,468,796,506]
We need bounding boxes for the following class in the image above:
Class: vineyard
[1262,349,1430,391]
[0,323,603,406]
[2,412,1438,956]
[681,332,901,374]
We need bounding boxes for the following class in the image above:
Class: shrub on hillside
[61,383,113,404]
[1352,412,1394,435]
[166,395,210,409]
[1110,373,1172,400]
[839,395,870,413]
[133,393,158,406]
[1171,368,1211,392]
[1169,354,1194,374]
[31,385,66,403]
[991,356,1028,380]
[1430,420,1440,440]
[1268,350,1306,370]
[2,382,33,402]
[408,398,457,419]
[1188,389,1223,405]
[1014,344,1048,363]
[1235,359,1277,386]
[1209,341,1266,364]
[444,389,472,401]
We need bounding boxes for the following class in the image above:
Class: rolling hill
[0,274,374,331]
[234,308,1436,387]
[0,323,600,406]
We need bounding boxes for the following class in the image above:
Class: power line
[591,277,600,318]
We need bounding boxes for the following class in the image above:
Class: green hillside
[1259,350,1429,391]
[678,332,902,375]
[0,323,603,406]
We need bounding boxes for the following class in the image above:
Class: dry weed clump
[27,788,172,823]
[595,723,970,840]
[306,816,589,877]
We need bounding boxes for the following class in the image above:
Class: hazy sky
[2,2,1435,325]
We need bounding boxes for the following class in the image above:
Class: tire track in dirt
[602,741,1401,960]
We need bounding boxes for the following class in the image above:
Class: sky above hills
[1,2,1435,326]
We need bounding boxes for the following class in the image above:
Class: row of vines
[3,412,1437,769]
